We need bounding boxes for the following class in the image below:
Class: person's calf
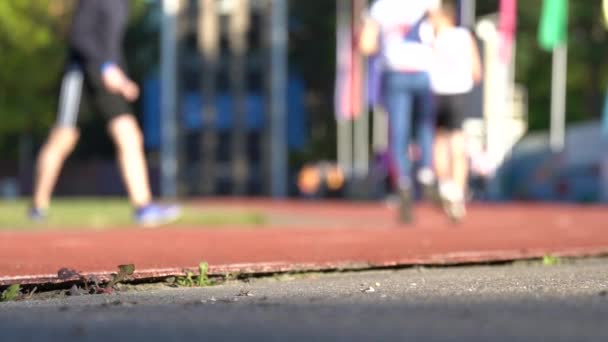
[43,127,80,157]
[433,130,451,180]
[108,114,152,208]
[32,127,80,210]
[449,130,469,195]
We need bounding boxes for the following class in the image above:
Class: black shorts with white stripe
[56,63,132,127]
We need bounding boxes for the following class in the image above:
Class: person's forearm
[470,35,483,83]
[360,20,380,55]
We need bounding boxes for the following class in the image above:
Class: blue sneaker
[135,204,181,227]
[28,207,48,222]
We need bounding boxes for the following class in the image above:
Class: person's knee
[435,129,449,139]
[434,130,451,146]
[108,114,143,149]
[46,127,79,155]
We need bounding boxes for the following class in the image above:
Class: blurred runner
[428,1,482,221]
[360,0,440,223]
[30,0,180,226]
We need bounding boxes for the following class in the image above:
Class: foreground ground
[1,258,607,341]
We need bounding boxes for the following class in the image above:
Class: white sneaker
[446,200,466,222]
[439,181,466,222]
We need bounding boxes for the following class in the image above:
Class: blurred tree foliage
[0,0,72,157]
[0,0,154,159]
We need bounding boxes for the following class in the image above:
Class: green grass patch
[542,255,561,266]
[0,198,266,230]
[0,284,21,302]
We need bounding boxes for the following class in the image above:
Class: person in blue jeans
[361,0,439,223]
[384,71,435,192]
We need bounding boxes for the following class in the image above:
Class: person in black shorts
[429,2,482,221]
[30,0,180,226]
[435,94,469,133]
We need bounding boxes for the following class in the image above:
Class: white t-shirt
[430,27,475,95]
[369,0,438,72]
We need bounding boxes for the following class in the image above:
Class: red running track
[1,200,607,286]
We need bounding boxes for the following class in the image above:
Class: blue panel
[142,77,161,149]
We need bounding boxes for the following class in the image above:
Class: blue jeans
[383,71,434,189]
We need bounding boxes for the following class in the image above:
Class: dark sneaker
[422,182,441,205]
[135,204,181,227]
[28,207,48,222]
[398,187,413,224]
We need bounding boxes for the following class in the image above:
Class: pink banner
[498,0,517,63]
[335,0,364,120]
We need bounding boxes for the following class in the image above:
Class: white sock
[417,168,435,186]
[439,181,464,202]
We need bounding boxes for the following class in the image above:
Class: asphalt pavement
[1,258,607,341]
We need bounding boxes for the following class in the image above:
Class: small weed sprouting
[224,272,240,281]
[1,284,21,302]
[0,285,40,302]
[542,255,560,266]
[57,265,135,296]
[176,271,196,287]
[198,262,210,287]
[105,264,136,292]
[175,261,212,287]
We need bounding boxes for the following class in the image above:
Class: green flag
[538,0,569,51]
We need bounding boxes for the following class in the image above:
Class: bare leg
[450,130,468,198]
[107,114,152,208]
[434,129,468,221]
[433,130,451,183]
[32,127,80,209]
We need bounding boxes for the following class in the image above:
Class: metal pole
[198,0,219,195]
[229,0,250,196]
[476,18,502,199]
[261,0,272,195]
[372,106,388,153]
[353,95,369,177]
[269,0,288,198]
[336,0,353,178]
[550,43,568,152]
[353,0,369,178]
[160,0,179,198]
[460,0,476,27]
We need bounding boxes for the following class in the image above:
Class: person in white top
[360,0,440,224]
[428,1,482,222]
